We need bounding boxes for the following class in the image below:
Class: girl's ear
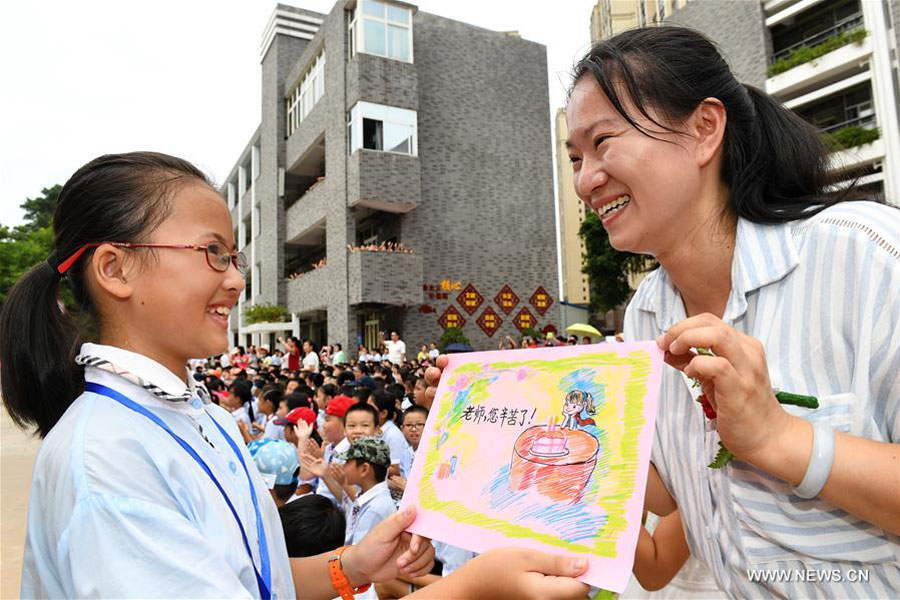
[89,244,140,301]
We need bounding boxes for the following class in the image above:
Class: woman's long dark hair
[0,152,210,437]
[571,26,863,223]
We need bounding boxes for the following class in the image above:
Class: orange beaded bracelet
[327,545,371,600]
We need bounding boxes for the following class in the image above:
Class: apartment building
[590,0,691,40]
[223,1,560,353]
[670,0,900,204]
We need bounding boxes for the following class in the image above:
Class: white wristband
[792,420,835,499]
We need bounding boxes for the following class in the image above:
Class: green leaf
[438,327,470,351]
[708,441,735,469]
[243,303,290,324]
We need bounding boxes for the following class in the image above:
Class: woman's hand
[657,313,792,463]
[344,506,434,585]
[417,547,589,599]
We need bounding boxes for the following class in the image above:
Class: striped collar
[76,342,210,404]
[633,218,801,329]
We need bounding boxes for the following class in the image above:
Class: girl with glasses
[0,152,434,599]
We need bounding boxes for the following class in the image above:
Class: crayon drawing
[400,342,663,593]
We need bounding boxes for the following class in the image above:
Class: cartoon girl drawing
[560,390,596,429]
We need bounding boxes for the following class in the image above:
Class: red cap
[325,395,355,418]
[274,407,317,427]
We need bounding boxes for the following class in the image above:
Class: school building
[222,1,561,354]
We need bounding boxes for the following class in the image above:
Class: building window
[286,50,326,138]
[347,101,417,155]
[349,0,412,63]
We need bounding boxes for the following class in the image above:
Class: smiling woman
[564,26,900,598]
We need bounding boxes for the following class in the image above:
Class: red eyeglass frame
[55,242,247,275]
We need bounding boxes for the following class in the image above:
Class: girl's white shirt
[20,343,296,599]
[232,403,252,430]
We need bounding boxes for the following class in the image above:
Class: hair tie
[46,251,64,278]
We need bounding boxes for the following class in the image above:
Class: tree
[0,185,61,304]
[578,211,654,314]
[20,185,61,231]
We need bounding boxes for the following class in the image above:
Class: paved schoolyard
[1,409,39,598]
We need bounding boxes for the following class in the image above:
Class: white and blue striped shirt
[625,201,900,598]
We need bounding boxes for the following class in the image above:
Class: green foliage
[578,211,653,314]
[0,185,62,304]
[822,126,880,151]
[0,225,54,304]
[243,303,290,324]
[20,185,62,231]
[438,327,470,351]
[520,327,543,340]
[708,441,735,469]
[767,28,867,76]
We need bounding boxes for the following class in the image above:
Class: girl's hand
[657,313,792,463]
[448,548,589,599]
[344,505,435,584]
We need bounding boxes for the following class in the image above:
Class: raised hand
[300,452,327,478]
[304,438,324,459]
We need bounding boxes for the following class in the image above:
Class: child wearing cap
[247,439,300,508]
[307,394,354,504]
[337,437,395,546]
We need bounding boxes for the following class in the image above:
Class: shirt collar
[356,481,390,508]
[77,342,207,403]
[634,217,800,329]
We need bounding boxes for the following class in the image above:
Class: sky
[0,0,596,227]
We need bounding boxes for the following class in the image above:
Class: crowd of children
[194,344,481,597]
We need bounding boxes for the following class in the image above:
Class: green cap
[338,436,391,468]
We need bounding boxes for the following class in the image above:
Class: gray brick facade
[667,0,771,87]
[224,2,560,355]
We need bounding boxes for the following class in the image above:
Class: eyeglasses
[55,241,247,275]
[402,423,425,430]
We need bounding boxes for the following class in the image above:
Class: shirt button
[191,398,202,409]
[229,461,237,474]
[705,526,714,540]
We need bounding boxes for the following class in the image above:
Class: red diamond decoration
[476,306,503,337]
[529,286,554,316]
[456,283,484,315]
[494,284,520,315]
[512,307,537,332]
[438,305,466,330]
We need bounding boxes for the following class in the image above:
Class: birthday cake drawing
[509,417,600,504]
[527,420,569,457]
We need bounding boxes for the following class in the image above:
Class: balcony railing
[820,112,876,135]
[772,13,863,61]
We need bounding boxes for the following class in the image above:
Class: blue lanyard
[85,382,272,599]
